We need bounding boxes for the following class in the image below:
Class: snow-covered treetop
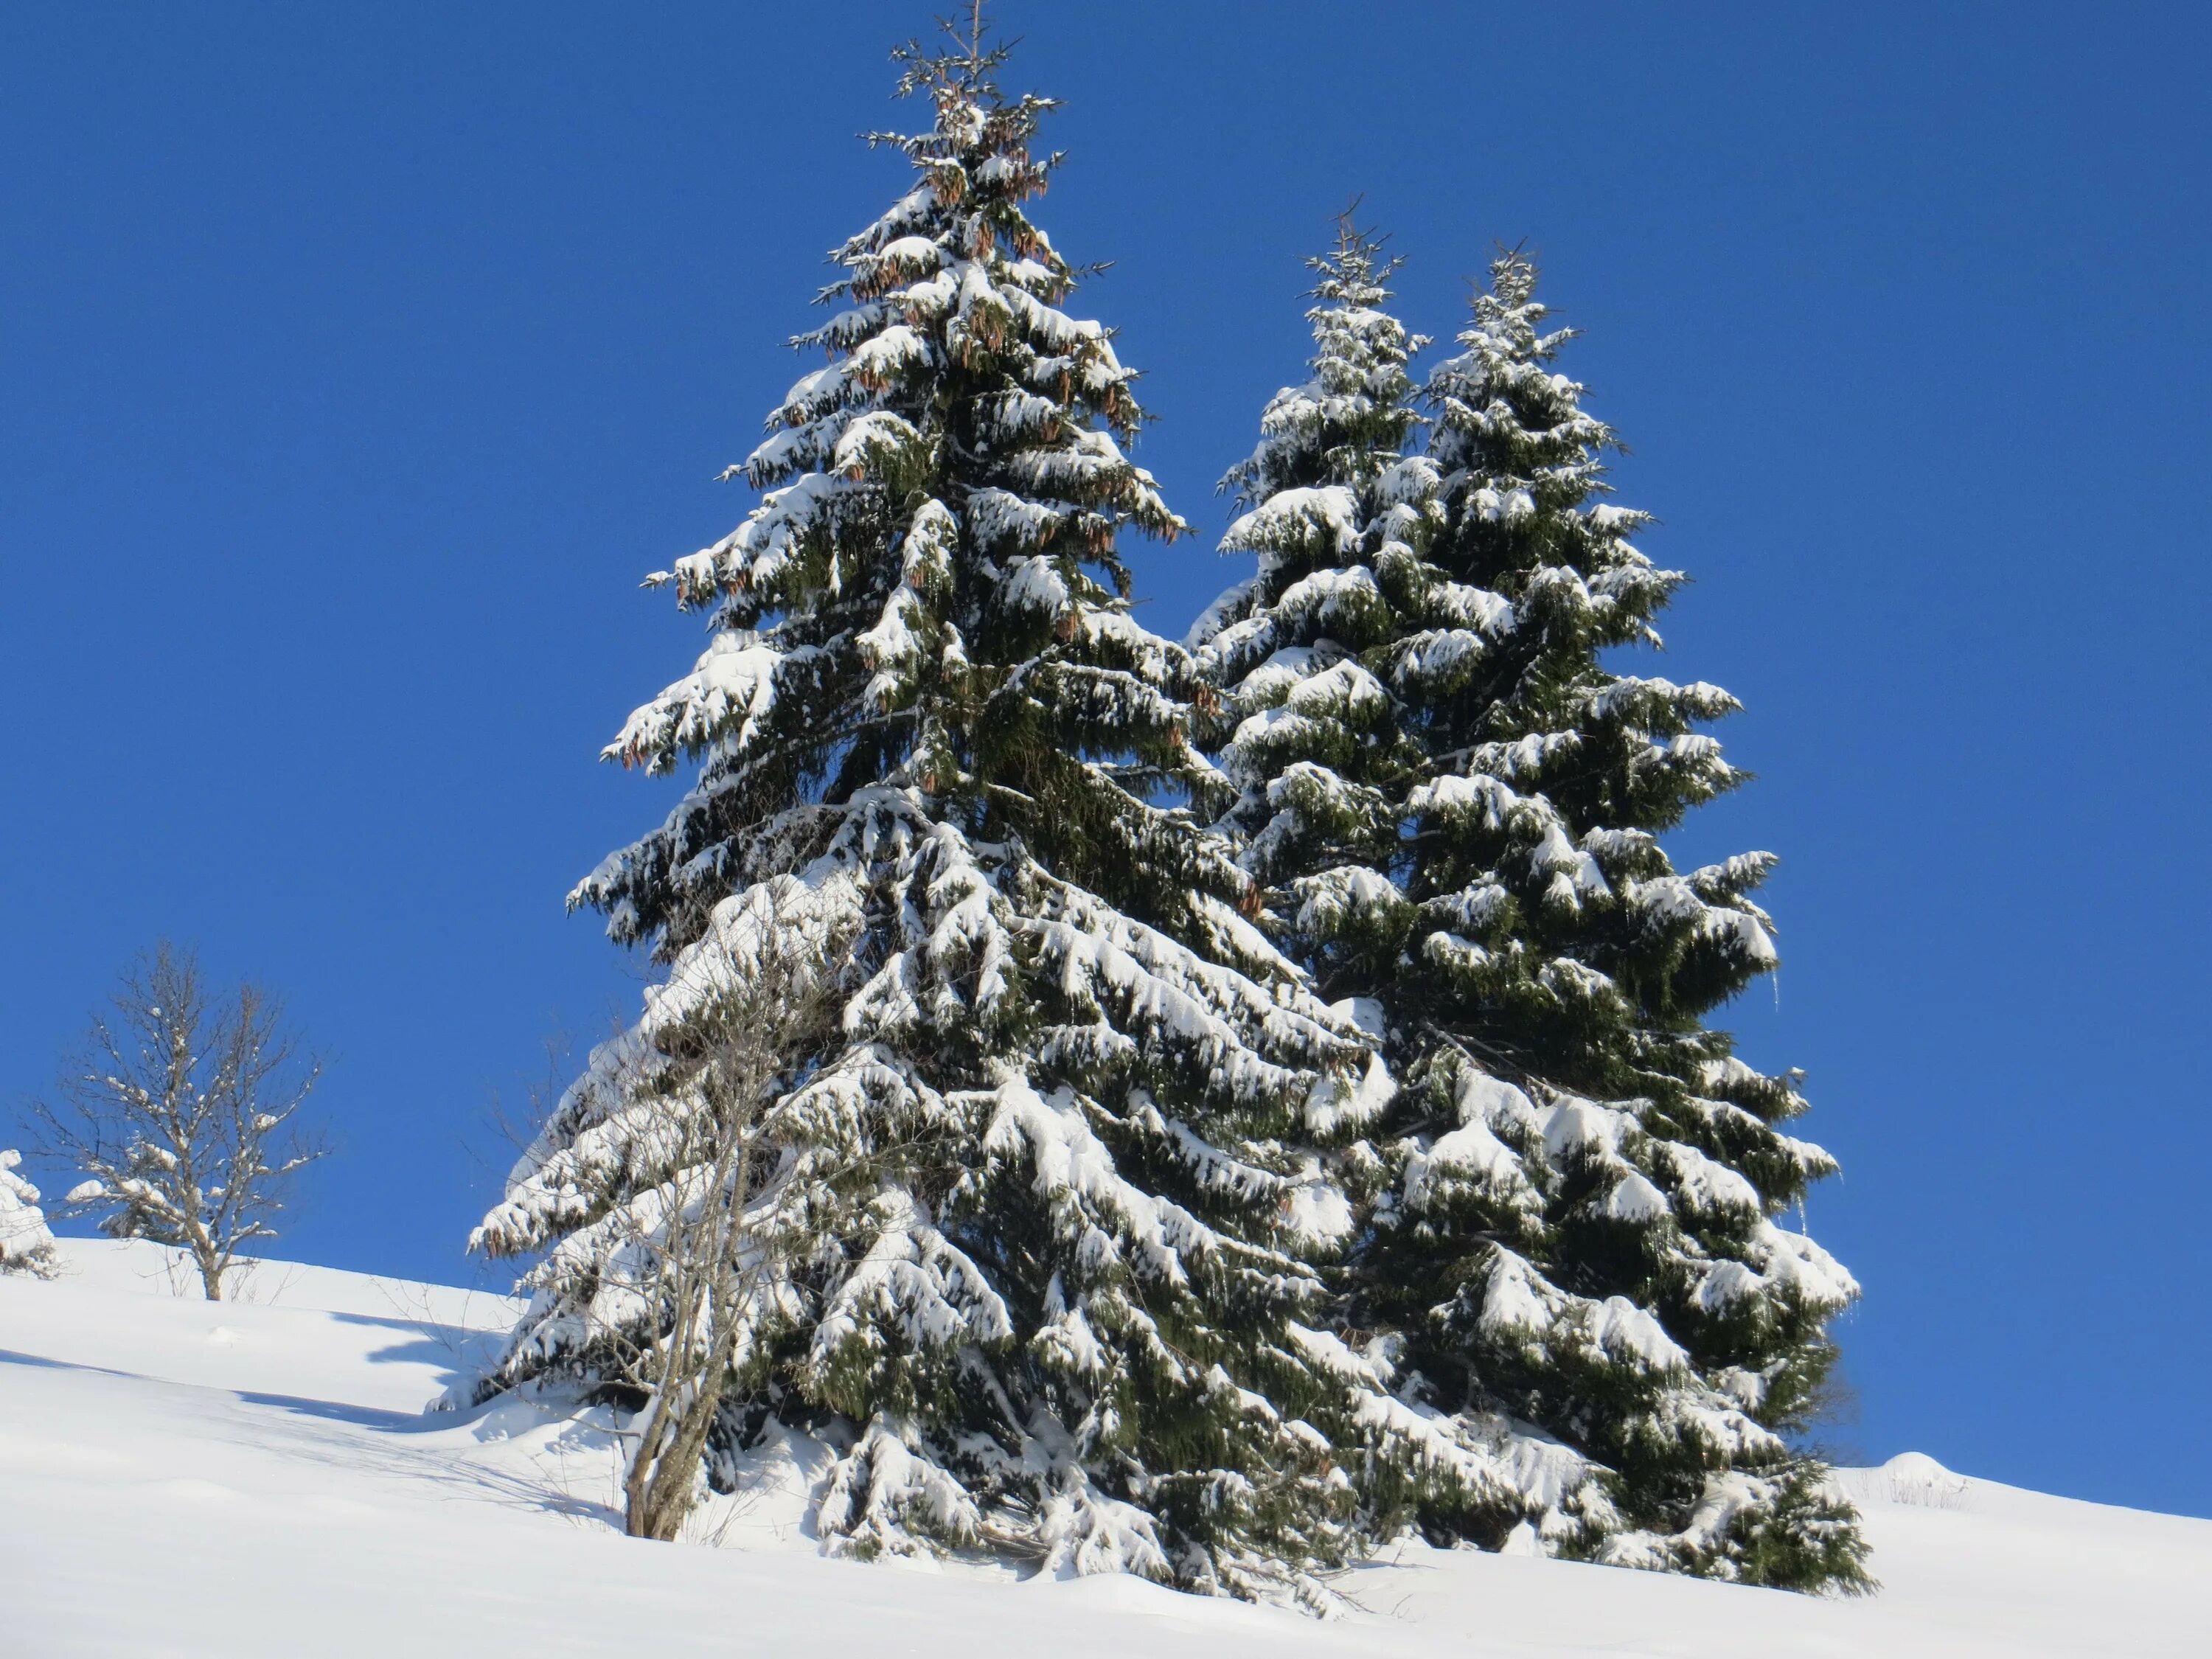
[1426,250,1614,508]
[1183,223,1441,891]
[578,24,1229,961]
[657,28,1178,640]
[1222,214,1430,509]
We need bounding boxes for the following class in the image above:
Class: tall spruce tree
[1192,237,1867,1590]
[469,32,1571,1607]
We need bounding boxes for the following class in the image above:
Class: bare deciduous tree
[602,928,839,1543]
[33,942,327,1300]
[473,892,900,1545]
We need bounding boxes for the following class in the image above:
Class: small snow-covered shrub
[0,1150,59,1277]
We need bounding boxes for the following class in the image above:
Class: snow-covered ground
[3,1242,2202,1657]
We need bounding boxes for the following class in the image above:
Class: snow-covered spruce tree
[1191,241,1865,1589]
[0,1150,60,1276]
[469,32,1556,1607]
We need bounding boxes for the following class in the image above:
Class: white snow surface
[4,1239,2205,1658]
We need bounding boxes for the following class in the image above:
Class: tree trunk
[638,1382,720,1541]
[623,1399,663,1537]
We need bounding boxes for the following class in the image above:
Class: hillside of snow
[3,1242,2202,1658]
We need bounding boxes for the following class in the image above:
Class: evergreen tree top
[1223,213,1430,509]
[1427,248,1626,528]
[585,13,1223,960]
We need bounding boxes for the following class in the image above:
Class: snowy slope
[3,1242,2202,1658]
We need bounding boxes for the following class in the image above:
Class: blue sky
[4,2,2207,1514]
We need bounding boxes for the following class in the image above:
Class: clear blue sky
[5,2,2207,1515]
